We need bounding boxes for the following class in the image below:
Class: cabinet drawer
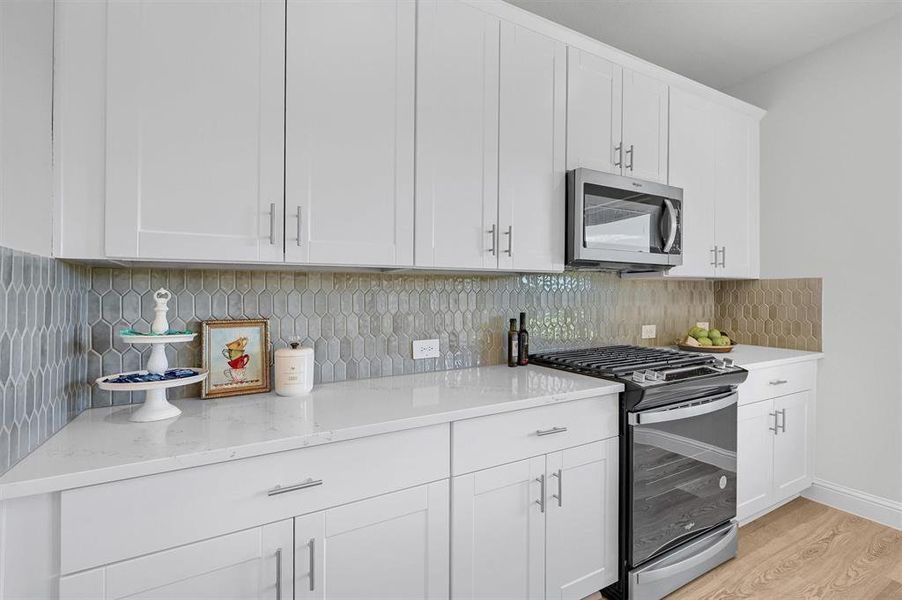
[740,361,816,405]
[60,424,449,575]
[452,396,618,475]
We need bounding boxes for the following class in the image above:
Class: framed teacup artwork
[201,319,271,398]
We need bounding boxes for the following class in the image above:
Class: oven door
[567,168,682,268]
[628,390,737,566]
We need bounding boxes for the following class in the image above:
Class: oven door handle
[661,198,678,253]
[635,522,737,584]
[629,391,737,425]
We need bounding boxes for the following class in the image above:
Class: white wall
[0,0,54,256]
[730,17,902,503]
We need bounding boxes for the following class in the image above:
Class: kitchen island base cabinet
[294,480,450,599]
[59,520,293,600]
[451,439,618,600]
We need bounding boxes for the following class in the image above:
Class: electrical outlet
[641,325,657,339]
[696,321,710,330]
[412,339,440,360]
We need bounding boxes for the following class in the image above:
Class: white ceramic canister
[274,342,315,396]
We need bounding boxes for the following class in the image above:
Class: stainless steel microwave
[566,168,683,272]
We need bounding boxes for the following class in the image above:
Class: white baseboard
[803,479,902,530]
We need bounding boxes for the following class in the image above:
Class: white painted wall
[729,17,902,503]
[0,0,54,256]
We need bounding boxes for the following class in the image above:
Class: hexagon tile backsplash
[85,268,718,407]
[0,244,822,477]
[0,246,91,475]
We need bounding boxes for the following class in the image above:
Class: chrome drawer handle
[536,426,568,437]
[535,475,546,513]
[267,478,323,496]
[551,468,563,507]
[769,379,789,385]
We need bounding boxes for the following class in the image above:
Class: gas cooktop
[530,345,743,388]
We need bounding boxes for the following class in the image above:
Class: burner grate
[531,345,714,377]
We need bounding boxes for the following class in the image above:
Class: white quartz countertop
[0,365,622,500]
[707,344,823,370]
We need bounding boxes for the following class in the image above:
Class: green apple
[695,329,709,340]
[717,336,731,346]
[709,329,721,339]
[697,337,713,347]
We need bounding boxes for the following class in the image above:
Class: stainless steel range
[531,345,748,600]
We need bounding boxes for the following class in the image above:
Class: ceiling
[506,0,902,90]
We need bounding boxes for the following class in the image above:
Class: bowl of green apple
[678,326,735,353]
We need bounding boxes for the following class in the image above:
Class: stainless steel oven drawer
[630,521,737,600]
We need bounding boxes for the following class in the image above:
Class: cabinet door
[665,88,717,278]
[737,399,776,522]
[773,391,814,499]
[546,439,619,600]
[566,47,623,174]
[621,70,668,184]
[498,22,566,273]
[415,0,499,269]
[59,521,292,599]
[285,0,415,267]
[714,108,758,278]
[105,0,284,262]
[295,481,450,600]
[452,456,546,599]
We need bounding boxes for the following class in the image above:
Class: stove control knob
[713,358,726,369]
[644,370,658,381]
[722,357,735,368]
[632,372,646,383]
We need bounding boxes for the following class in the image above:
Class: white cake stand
[96,289,207,422]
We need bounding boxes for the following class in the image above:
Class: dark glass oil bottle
[507,319,519,367]
[517,312,529,366]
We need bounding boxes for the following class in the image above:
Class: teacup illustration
[227,354,250,369]
[223,367,247,383]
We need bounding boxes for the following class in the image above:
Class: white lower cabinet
[737,389,815,523]
[294,480,450,600]
[451,438,618,600]
[545,439,619,600]
[59,520,293,600]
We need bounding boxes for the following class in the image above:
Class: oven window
[583,184,665,253]
[631,402,737,566]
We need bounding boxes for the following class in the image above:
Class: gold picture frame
[200,319,271,398]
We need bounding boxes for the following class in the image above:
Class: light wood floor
[589,498,902,600]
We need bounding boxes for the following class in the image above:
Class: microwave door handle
[661,198,678,253]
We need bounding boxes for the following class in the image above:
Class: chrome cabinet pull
[275,548,282,600]
[778,408,787,433]
[296,205,303,247]
[269,203,277,245]
[307,538,316,591]
[769,379,788,386]
[710,246,718,266]
[769,411,778,435]
[504,225,513,256]
[626,144,634,171]
[535,475,546,513]
[488,224,497,256]
[614,142,623,168]
[536,426,568,436]
[719,246,726,268]
[551,469,563,507]
[267,478,323,496]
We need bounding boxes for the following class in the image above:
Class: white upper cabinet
[104,0,285,262]
[621,69,669,184]
[713,108,759,278]
[566,48,622,173]
[667,88,718,277]
[667,87,760,278]
[415,0,499,269]
[497,22,567,272]
[285,0,415,267]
